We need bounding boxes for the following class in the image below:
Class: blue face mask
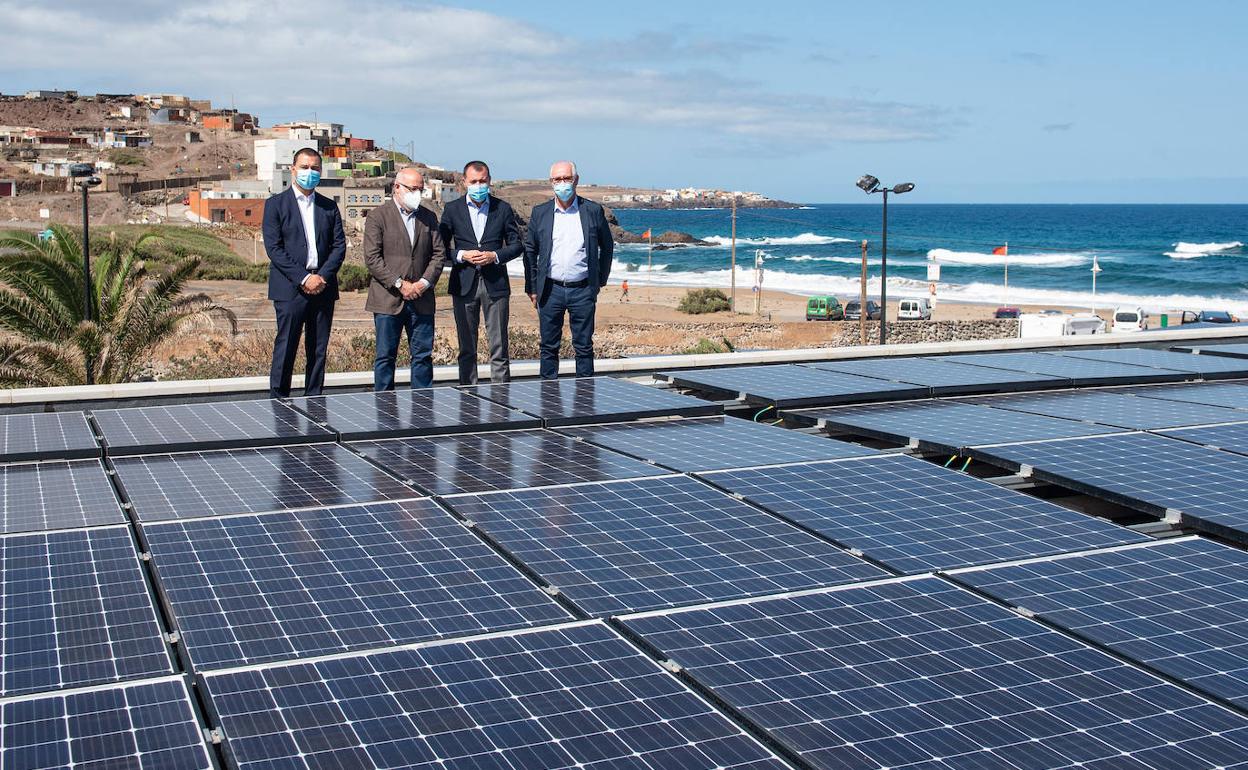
[467,184,490,203]
[295,168,321,190]
[553,181,575,202]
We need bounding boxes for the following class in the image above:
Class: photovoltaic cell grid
[1159,421,1248,457]
[559,416,875,472]
[968,389,1241,430]
[465,376,722,426]
[803,356,1069,395]
[969,432,1248,543]
[621,577,1248,770]
[93,398,332,455]
[951,538,1248,709]
[112,442,418,521]
[443,475,887,616]
[940,351,1193,385]
[783,399,1121,452]
[658,364,927,408]
[1125,380,1248,410]
[0,460,122,534]
[289,387,541,441]
[704,455,1146,574]
[143,500,571,670]
[0,676,212,769]
[0,526,169,697]
[1058,347,1248,378]
[353,429,664,495]
[1173,342,1248,359]
[0,412,98,463]
[200,622,788,770]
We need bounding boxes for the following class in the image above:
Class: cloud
[0,1,954,145]
[1042,122,1074,132]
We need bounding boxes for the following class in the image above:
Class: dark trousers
[453,279,511,385]
[374,301,435,391]
[270,292,335,398]
[537,282,597,379]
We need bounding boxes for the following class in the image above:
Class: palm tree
[0,224,236,387]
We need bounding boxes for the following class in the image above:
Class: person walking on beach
[620,280,629,302]
[439,161,523,385]
[523,161,614,379]
[263,147,345,398]
[363,167,446,390]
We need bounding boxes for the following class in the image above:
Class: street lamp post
[856,175,915,345]
[69,163,102,384]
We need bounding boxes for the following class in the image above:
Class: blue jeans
[538,282,597,379]
[373,302,434,390]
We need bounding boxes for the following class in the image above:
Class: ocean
[595,204,1248,313]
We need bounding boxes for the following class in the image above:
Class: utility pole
[859,240,869,345]
[729,195,737,313]
[753,249,763,315]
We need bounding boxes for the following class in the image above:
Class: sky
[1,1,1245,203]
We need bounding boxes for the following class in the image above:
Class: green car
[805,295,844,321]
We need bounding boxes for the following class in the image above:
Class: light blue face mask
[295,168,321,190]
[467,184,490,203]
[553,181,575,202]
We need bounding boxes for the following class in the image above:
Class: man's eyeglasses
[397,182,425,193]
[549,175,575,184]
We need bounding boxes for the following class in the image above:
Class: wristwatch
[393,278,403,289]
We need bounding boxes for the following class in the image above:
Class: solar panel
[620,576,1248,770]
[0,412,98,463]
[783,399,1121,453]
[1173,342,1248,359]
[969,389,1240,429]
[354,429,664,495]
[803,356,1069,395]
[940,351,1192,385]
[289,387,541,441]
[969,432,1248,543]
[465,376,721,426]
[143,500,571,670]
[1160,421,1248,457]
[0,676,213,769]
[0,525,169,696]
[93,398,332,455]
[0,460,123,534]
[200,621,789,770]
[951,538,1248,710]
[113,442,418,521]
[442,475,887,616]
[559,416,875,472]
[1126,380,1248,410]
[703,455,1146,574]
[1058,347,1248,378]
[658,364,928,408]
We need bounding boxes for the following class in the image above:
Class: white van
[897,297,932,320]
[1112,306,1148,333]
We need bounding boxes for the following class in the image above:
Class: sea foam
[1164,241,1244,259]
[926,248,1089,267]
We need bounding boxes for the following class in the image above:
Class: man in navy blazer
[262,147,346,398]
[439,160,523,384]
[523,160,614,379]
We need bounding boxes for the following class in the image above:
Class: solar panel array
[11,365,1248,768]
[659,363,928,407]
[1058,347,1248,378]
[941,350,1193,385]
[560,415,875,471]
[1159,421,1248,456]
[969,388,1241,430]
[1173,341,1248,358]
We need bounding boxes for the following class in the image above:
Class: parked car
[844,300,882,321]
[1196,310,1239,323]
[994,306,1021,319]
[1112,306,1149,333]
[1068,313,1107,335]
[805,295,844,321]
[897,297,932,320]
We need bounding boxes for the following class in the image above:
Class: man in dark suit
[363,167,446,390]
[439,160,523,384]
[262,147,346,398]
[523,160,614,379]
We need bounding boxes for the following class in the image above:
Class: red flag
[992,245,1008,256]
[642,228,652,239]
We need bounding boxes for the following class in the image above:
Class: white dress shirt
[456,197,498,265]
[394,199,430,291]
[293,187,318,286]
[549,199,587,282]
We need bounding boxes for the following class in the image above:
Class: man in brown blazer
[363,167,446,390]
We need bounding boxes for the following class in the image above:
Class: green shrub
[680,337,736,355]
[338,263,370,292]
[107,148,145,166]
[677,288,731,314]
